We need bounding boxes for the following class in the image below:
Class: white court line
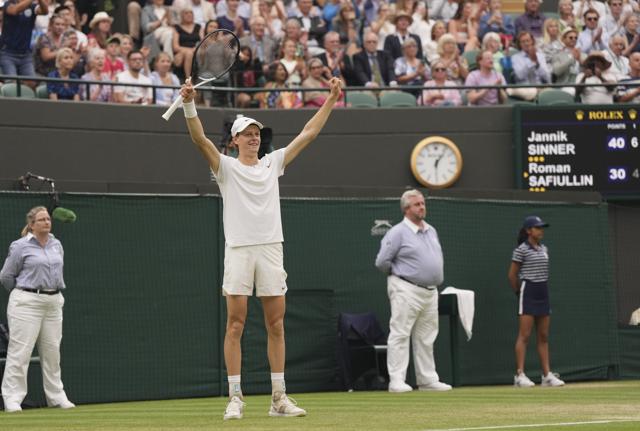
[423,419,640,431]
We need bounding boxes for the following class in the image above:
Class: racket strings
[193,30,239,83]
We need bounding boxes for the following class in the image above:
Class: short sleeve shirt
[512,242,549,282]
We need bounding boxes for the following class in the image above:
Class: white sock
[228,375,242,399]
[271,372,285,396]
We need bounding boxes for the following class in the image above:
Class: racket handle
[162,95,184,121]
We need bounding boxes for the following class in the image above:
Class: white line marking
[423,419,640,431]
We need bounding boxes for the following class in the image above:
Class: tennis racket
[161,29,240,121]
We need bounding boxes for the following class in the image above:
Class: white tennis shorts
[222,243,288,297]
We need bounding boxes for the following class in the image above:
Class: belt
[396,276,437,291]
[17,287,60,295]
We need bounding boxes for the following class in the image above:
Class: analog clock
[410,136,463,189]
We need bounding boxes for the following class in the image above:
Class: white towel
[441,287,475,341]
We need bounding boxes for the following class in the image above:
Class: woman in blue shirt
[47,47,80,101]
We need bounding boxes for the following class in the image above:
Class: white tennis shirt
[214,148,285,247]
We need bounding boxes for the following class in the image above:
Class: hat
[584,51,612,69]
[393,11,413,24]
[561,27,577,39]
[231,116,264,137]
[106,35,121,45]
[523,216,549,229]
[89,12,114,29]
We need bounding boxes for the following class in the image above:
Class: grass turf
[2,381,639,431]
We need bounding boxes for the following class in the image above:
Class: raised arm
[180,80,222,174]
[283,77,341,166]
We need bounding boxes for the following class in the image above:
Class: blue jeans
[0,49,36,77]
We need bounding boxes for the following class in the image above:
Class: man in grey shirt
[375,189,452,393]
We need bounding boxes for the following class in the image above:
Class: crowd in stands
[1,0,639,106]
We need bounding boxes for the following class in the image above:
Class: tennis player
[508,216,565,388]
[180,77,342,420]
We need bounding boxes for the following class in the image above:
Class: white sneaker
[541,372,565,387]
[514,372,535,388]
[52,400,76,409]
[388,381,413,393]
[418,381,452,391]
[223,396,245,420]
[4,402,22,413]
[269,392,306,417]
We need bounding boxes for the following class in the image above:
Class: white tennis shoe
[223,396,245,420]
[269,392,306,417]
[4,402,22,413]
[388,381,413,393]
[541,372,565,387]
[418,381,452,391]
[514,372,535,388]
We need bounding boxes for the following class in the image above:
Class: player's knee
[266,318,284,338]
[226,318,245,339]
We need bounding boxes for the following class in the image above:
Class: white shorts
[222,243,288,297]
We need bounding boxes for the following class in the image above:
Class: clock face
[411,137,463,188]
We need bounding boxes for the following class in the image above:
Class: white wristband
[183,100,197,118]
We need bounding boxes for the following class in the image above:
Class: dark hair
[127,49,143,59]
[267,61,288,82]
[517,227,529,244]
[514,31,533,50]
[54,5,71,14]
[452,0,470,21]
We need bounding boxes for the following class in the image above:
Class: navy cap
[523,216,549,229]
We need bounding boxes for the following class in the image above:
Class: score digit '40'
[607,136,639,150]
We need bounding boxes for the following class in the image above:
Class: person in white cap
[179,76,342,420]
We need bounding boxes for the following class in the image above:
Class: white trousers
[387,276,440,386]
[1,289,69,406]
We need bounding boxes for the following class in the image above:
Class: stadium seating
[346,91,378,108]
[537,89,575,105]
[35,85,49,99]
[380,92,417,107]
[0,83,36,98]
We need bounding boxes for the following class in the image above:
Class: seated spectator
[292,0,326,49]
[150,52,179,105]
[172,7,201,78]
[118,34,139,67]
[216,0,251,21]
[315,31,356,85]
[393,0,417,15]
[173,0,216,28]
[421,59,463,105]
[394,38,430,95]
[465,49,506,105]
[61,28,87,77]
[615,52,640,102]
[280,38,307,86]
[623,13,640,55]
[87,11,113,49]
[301,57,345,106]
[256,61,302,108]
[478,0,514,43]
[541,19,563,65]
[353,30,397,87]
[575,51,617,103]
[514,0,546,41]
[448,0,479,52]
[113,50,153,104]
[369,2,395,51]
[604,34,630,79]
[217,0,249,37]
[283,17,309,59]
[142,0,175,60]
[332,1,362,46]
[35,13,66,76]
[55,4,88,48]
[424,20,447,63]
[429,0,459,23]
[63,0,82,31]
[254,0,285,41]
[434,33,469,84]
[572,0,606,26]
[204,18,219,35]
[510,30,550,99]
[232,45,264,108]
[482,31,505,73]
[558,0,581,33]
[602,0,626,37]
[551,28,584,91]
[577,9,609,53]
[103,35,125,79]
[409,1,436,49]
[240,16,278,72]
[47,47,80,100]
[384,11,423,60]
[81,47,113,102]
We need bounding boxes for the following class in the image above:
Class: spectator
[315,31,355,84]
[482,31,505,73]
[283,17,308,60]
[256,61,302,108]
[622,13,640,54]
[254,0,285,41]
[410,1,436,48]
[292,0,326,48]
[34,14,66,76]
[510,31,550,99]
[204,17,219,34]
[541,19,563,65]
[34,0,57,39]
[279,38,306,86]
[240,16,278,72]
[465,49,507,105]
[322,0,342,30]
[558,0,581,33]
[551,27,584,91]
[603,34,630,78]
[602,0,626,37]
[150,51,179,105]
[113,50,153,104]
[301,56,344,106]
[434,33,469,84]
[429,0,459,23]
[572,0,606,25]
[577,9,609,53]
[424,20,447,63]
[394,37,429,95]
[119,34,136,63]
[81,47,113,102]
[332,1,362,46]
[384,11,423,60]
[369,2,395,51]
[575,51,616,103]
[232,45,263,108]
[142,0,175,60]
[353,30,397,87]
[360,0,384,29]
[87,11,113,49]
[61,28,87,76]
[102,35,125,79]
[0,0,48,77]
[172,7,201,78]
[127,0,148,44]
[393,0,417,15]
[421,59,462,105]
[54,5,88,48]
[514,0,546,41]
[479,0,514,42]
[47,47,80,101]
[173,0,216,28]
[615,51,640,102]
[217,0,249,37]
[216,0,251,20]
[448,0,479,52]
[62,0,83,31]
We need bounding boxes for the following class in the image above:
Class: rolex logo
[629,109,637,120]
[575,110,584,121]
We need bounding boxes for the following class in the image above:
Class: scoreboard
[514,105,640,195]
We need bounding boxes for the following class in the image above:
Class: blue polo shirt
[0,1,38,53]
